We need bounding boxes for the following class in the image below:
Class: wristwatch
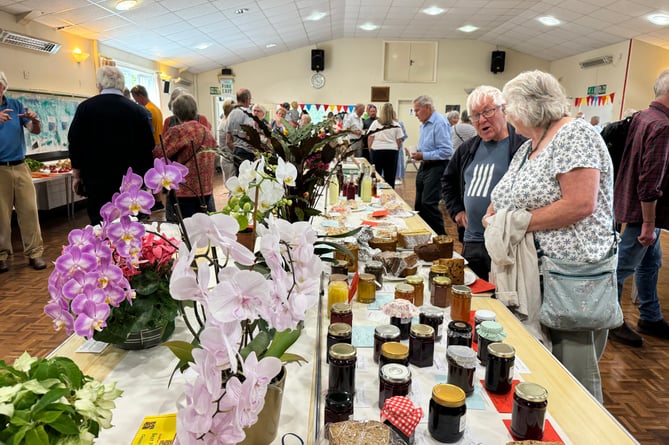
[311,72,325,89]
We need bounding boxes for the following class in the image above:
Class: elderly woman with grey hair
[484,70,616,402]
[153,93,217,221]
[162,87,211,136]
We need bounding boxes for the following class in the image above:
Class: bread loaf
[328,420,390,445]
[435,257,465,285]
[397,230,432,249]
[413,235,454,261]
[369,237,397,252]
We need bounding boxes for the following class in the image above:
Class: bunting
[574,93,615,107]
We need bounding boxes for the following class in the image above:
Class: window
[117,64,160,104]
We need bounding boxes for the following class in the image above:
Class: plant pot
[239,366,287,445]
[115,321,174,350]
[237,228,256,252]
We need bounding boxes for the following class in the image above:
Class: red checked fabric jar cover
[380,396,423,439]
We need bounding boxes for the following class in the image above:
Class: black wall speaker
[221,68,233,75]
[311,49,325,71]
[491,51,505,73]
[163,80,170,94]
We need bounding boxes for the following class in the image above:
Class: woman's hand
[482,204,496,229]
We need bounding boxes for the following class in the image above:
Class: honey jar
[450,285,472,322]
[357,273,376,304]
[394,283,415,303]
[405,275,424,307]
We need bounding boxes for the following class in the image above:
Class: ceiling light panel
[422,6,445,16]
[538,16,561,26]
[648,13,669,25]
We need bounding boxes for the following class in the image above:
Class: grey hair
[653,69,669,97]
[502,70,570,128]
[413,95,434,111]
[0,71,7,89]
[96,66,125,91]
[168,87,188,110]
[466,86,505,116]
[445,110,459,121]
[171,94,198,123]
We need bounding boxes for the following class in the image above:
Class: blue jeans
[616,224,663,321]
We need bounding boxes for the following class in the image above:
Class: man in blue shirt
[410,95,452,235]
[0,71,46,272]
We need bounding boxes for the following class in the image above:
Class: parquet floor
[1,170,667,444]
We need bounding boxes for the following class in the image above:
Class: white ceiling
[1,0,669,73]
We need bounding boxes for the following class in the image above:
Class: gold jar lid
[328,323,352,337]
[430,265,448,274]
[359,273,375,282]
[395,283,414,294]
[329,273,348,283]
[433,276,452,286]
[487,342,515,358]
[381,341,409,359]
[410,323,434,338]
[329,342,356,360]
[515,382,548,403]
[331,302,351,315]
[451,285,472,296]
[432,384,466,407]
[405,275,423,285]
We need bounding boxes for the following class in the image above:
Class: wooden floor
[1,170,668,444]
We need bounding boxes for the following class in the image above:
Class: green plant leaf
[10,424,30,445]
[240,331,270,360]
[278,353,308,365]
[162,341,194,365]
[24,425,49,445]
[31,388,68,415]
[33,409,62,424]
[47,414,80,435]
[263,328,301,360]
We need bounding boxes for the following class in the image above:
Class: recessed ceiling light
[422,6,446,16]
[648,13,669,26]
[235,8,249,14]
[115,0,137,11]
[458,25,479,33]
[359,23,378,31]
[266,43,277,48]
[306,11,327,21]
[194,42,211,50]
[537,16,560,26]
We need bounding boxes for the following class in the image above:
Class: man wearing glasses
[440,86,526,279]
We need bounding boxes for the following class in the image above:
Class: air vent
[579,55,613,69]
[174,77,193,87]
[0,28,60,54]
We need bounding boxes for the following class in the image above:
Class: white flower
[13,351,37,372]
[275,157,297,187]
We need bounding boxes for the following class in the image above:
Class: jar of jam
[324,391,353,425]
[428,384,467,443]
[327,277,348,317]
[331,260,349,276]
[476,321,506,365]
[394,283,415,303]
[446,345,477,395]
[419,307,444,341]
[511,382,548,440]
[473,309,496,343]
[446,321,472,348]
[379,342,409,370]
[374,325,401,363]
[390,316,412,340]
[326,323,352,364]
[450,285,472,322]
[429,264,449,294]
[328,343,357,395]
[357,273,376,304]
[333,242,359,273]
[409,324,435,368]
[378,364,411,409]
[330,303,352,326]
[431,276,452,308]
[485,342,515,394]
[365,260,384,290]
[405,275,424,307]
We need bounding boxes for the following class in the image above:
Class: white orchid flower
[275,157,297,187]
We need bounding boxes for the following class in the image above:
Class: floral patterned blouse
[490,118,615,262]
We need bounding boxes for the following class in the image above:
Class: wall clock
[311,72,325,89]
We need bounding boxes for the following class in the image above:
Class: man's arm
[20,107,41,135]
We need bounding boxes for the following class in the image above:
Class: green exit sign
[209,86,221,95]
[587,84,607,95]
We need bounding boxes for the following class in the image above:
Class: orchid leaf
[279,353,308,365]
[263,328,302,361]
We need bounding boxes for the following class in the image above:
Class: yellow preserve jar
[394,283,415,303]
[405,275,424,307]
[358,273,376,304]
[328,280,349,317]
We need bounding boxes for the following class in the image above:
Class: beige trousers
[0,163,44,260]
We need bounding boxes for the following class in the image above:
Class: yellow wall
[626,39,669,113]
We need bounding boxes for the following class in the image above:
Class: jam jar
[326,323,352,364]
[330,303,352,326]
[473,309,496,343]
[419,307,444,341]
[511,382,548,440]
[446,321,472,348]
[364,260,384,290]
[374,324,401,363]
[476,320,506,365]
[390,316,412,340]
[431,276,452,308]
[324,391,353,425]
[450,285,472,322]
[394,283,415,303]
[358,273,376,304]
[328,343,356,395]
[331,259,349,276]
[333,242,359,273]
[378,364,411,409]
[327,276,348,317]
[409,324,435,368]
[484,342,515,394]
[405,275,425,307]
[428,384,467,443]
[379,342,409,370]
[429,264,449,292]
[446,345,477,395]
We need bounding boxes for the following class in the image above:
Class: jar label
[459,414,467,432]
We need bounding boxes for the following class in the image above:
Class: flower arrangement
[0,352,122,445]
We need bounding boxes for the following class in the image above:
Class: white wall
[625,39,669,114]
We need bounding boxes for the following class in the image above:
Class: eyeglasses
[471,106,502,123]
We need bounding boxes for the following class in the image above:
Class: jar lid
[487,342,515,358]
[328,323,352,337]
[405,275,423,284]
[420,307,444,318]
[329,273,348,282]
[448,320,472,333]
[410,324,434,338]
[395,283,414,293]
[381,342,409,359]
[329,343,356,360]
[515,382,548,403]
[451,285,472,295]
[325,391,353,409]
[375,324,401,339]
[446,345,477,368]
[476,320,506,341]
[331,302,352,315]
[433,276,452,285]
[365,260,383,270]
[432,384,466,407]
[359,273,376,282]
[474,309,496,322]
[430,265,448,273]
[380,363,411,383]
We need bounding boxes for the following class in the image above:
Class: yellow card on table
[131,413,177,445]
